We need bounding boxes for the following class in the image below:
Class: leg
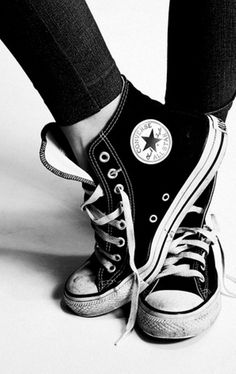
[165,0,236,121]
[0,0,122,169]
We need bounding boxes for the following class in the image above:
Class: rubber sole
[137,289,221,339]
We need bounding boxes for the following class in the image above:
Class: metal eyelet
[108,265,116,273]
[114,254,122,262]
[162,193,170,202]
[99,151,110,163]
[108,168,119,179]
[118,220,126,230]
[149,214,158,223]
[117,237,125,247]
[114,184,124,194]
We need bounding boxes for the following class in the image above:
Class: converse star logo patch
[130,119,172,164]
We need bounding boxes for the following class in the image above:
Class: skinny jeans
[0,0,235,125]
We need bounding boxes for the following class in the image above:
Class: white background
[0,1,236,373]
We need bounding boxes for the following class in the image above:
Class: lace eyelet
[99,151,110,163]
[114,254,122,262]
[108,168,120,179]
[118,220,126,230]
[149,214,158,223]
[162,193,170,202]
[201,264,206,271]
[108,265,116,273]
[114,184,124,194]
[117,237,125,247]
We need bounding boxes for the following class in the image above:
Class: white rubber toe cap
[145,290,204,312]
[66,263,98,295]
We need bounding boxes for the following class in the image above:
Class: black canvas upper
[140,179,218,313]
[41,77,217,296]
[83,78,211,293]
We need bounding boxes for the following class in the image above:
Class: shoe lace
[157,226,213,282]
[81,183,141,343]
[156,206,236,298]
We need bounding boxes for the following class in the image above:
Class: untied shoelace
[81,185,236,344]
[81,183,141,344]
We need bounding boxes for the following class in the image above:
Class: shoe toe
[66,262,98,295]
[145,290,204,312]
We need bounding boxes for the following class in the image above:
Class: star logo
[130,119,172,165]
[142,129,161,152]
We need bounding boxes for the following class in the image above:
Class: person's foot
[137,178,222,339]
[60,94,121,171]
[40,77,227,333]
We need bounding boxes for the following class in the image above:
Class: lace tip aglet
[114,330,130,347]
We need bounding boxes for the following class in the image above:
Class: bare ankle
[60,94,121,171]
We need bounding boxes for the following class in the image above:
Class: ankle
[60,94,121,170]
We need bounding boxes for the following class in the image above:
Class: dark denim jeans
[0,0,235,124]
[165,0,236,121]
[0,0,122,125]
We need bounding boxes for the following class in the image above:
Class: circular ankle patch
[130,119,172,164]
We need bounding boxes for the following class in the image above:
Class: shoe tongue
[41,123,95,185]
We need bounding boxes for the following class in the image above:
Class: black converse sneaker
[40,77,227,335]
[137,177,223,339]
